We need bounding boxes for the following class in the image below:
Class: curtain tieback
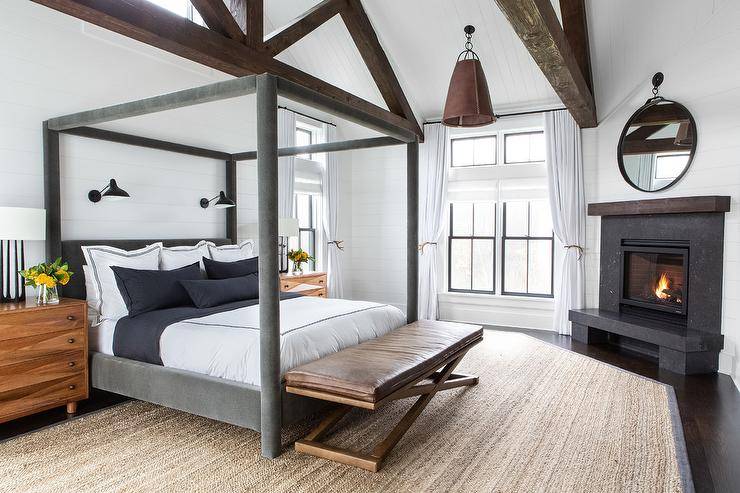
[564,244,584,260]
[418,241,437,253]
[327,240,345,251]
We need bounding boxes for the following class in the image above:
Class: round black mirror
[617,98,697,192]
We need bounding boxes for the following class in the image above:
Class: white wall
[344,145,408,312]
[0,1,243,276]
[583,0,740,384]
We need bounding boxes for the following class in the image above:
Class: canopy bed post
[256,73,282,459]
[226,157,238,243]
[407,141,419,323]
[43,122,62,261]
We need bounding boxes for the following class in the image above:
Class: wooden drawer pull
[67,315,76,321]
[67,338,75,344]
[68,385,76,390]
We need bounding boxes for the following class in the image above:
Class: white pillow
[82,265,101,326]
[159,240,213,271]
[208,239,255,262]
[81,243,162,322]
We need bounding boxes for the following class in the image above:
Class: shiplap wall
[582,0,740,383]
[0,1,258,279]
[344,146,408,312]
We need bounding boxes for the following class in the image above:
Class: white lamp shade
[0,207,46,240]
[278,217,299,238]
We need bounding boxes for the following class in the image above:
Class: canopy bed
[43,74,420,459]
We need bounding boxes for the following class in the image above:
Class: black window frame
[501,201,554,298]
[503,130,546,165]
[447,202,496,294]
[294,193,317,271]
[450,135,497,168]
[295,127,314,160]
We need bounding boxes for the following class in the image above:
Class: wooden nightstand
[0,298,88,423]
[280,272,327,298]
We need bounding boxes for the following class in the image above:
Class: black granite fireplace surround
[570,196,730,374]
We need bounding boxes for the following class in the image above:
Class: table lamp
[0,207,46,303]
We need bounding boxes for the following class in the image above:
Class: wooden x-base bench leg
[294,349,478,472]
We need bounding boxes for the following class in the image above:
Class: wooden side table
[0,298,88,423]
[280,272,327,298]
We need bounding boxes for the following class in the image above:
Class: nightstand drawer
[0,329,85,365]
[281,274,327,291]
[0,305,85,342]
[0,373,86,423]
[0,351,86,393]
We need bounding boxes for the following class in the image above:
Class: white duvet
[91,297,406,387]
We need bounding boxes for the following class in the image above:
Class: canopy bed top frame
[43,73,419,459]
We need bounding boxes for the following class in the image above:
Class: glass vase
[36,284,60,305]
[291,262,304,276]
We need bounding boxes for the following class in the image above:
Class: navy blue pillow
[203,256,258,280]
[180,274,259,308]
[112,262,202,317]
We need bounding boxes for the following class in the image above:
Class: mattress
[91,296,406,387]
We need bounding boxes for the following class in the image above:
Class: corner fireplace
[620,241,688,318]
[569,195,730,375]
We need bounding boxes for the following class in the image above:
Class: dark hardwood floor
[1,328,738,492]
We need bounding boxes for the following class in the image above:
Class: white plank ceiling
[265,0,563,123]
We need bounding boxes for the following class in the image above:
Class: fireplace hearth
[569,196,729,375]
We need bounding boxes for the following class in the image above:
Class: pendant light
[442,25,495,127]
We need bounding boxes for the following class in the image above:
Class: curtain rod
[423,106,567,125]
[278,106,337,127]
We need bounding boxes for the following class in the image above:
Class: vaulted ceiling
[265,0,564,121]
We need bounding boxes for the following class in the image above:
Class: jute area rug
[0,331,692,492]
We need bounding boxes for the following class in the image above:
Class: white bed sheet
[92,297,406,387]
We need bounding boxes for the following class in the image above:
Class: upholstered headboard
[60,238,232,300]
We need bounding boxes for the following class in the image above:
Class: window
[146,1,204,24]
[502,201,553,297]
[504,131,545,164]
[295,127,313,160]
[451,136,497,167]
[654,152,690,180]
[448,202,496,293]
[289,193,320,271]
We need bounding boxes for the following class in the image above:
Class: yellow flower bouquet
[287,248,314,275]
[19,257,73,305]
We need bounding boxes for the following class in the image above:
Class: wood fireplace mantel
[587,196,731,216]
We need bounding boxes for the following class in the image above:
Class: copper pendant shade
[442,25,496,127]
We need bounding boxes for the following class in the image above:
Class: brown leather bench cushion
[285,320,483,403]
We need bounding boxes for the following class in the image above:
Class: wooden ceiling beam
[621,138,691,155]
[559,0,593,92]
[263,0,345,57]
[340,0,422,138]
[245,0,263,48]
[494,0,597,128]
[31,0,422,140]
[190,0,245,42]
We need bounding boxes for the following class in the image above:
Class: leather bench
[285,319,483,472]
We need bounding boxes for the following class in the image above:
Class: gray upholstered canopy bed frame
[42,74,419,458]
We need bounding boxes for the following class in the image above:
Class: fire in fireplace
[620,242,688,316]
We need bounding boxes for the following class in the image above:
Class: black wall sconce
[200,191,235,209]
[89,179,131,203]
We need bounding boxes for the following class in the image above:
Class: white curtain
[545,110,586,336]
[418,123,449,320]
[322,125,344,298]
[277,108,296,218]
